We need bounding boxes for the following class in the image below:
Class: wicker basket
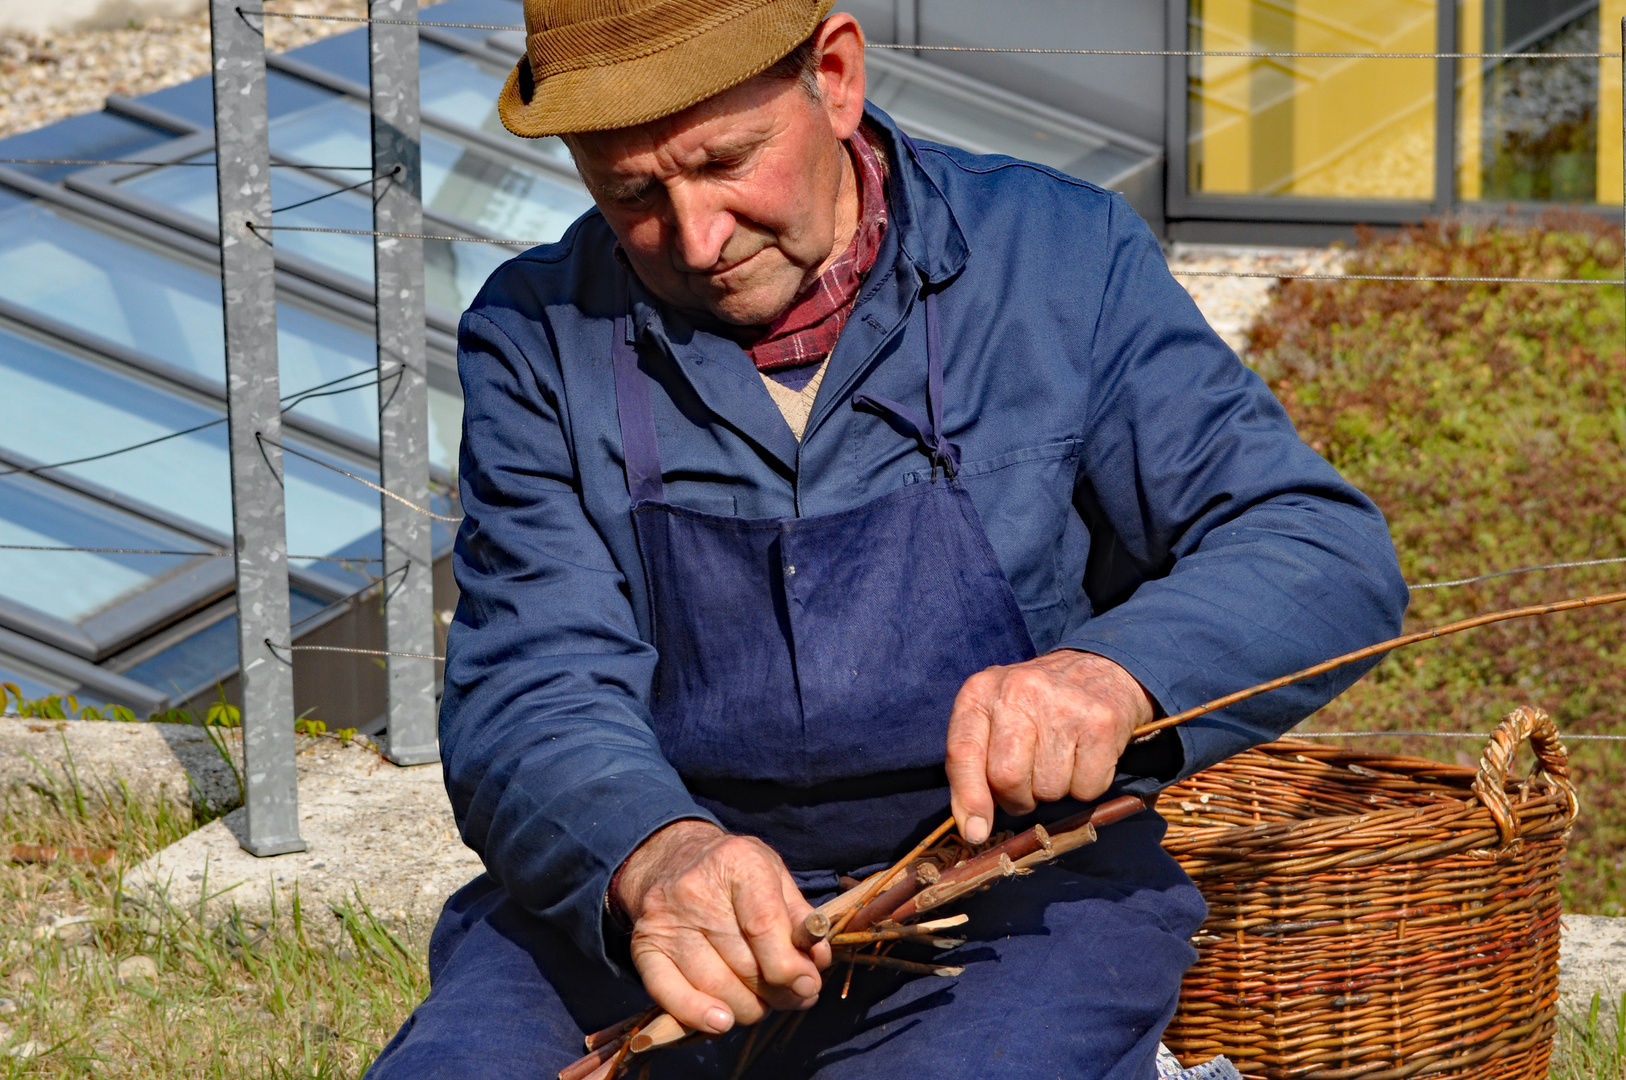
[1159,706,1579,1080]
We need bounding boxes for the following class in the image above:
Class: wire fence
[1169,270,1626,286]
[232,10,1626,61]
[0,368,385,479]
[0,158,374,170]
[6,5,1624,756]
[1292,730,1626,740]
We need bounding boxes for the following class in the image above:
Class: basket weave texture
[1159,706,1578,1080]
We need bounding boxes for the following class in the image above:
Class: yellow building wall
[1456,0,1483,201]
[1190,0,1436,199]
[1600,0,1626,207]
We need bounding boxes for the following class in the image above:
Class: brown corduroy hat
[498,0,837,138]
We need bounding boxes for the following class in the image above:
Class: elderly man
[368,3,1407,1078]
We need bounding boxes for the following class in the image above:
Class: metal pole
[370,0,439,766]
[211,0,305,856]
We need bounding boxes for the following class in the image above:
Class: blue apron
[614,291,1035,882]
[367,289,1206,1080]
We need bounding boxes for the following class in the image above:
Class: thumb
[945,683,996,845]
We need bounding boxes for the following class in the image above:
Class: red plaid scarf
[746,129,889,372]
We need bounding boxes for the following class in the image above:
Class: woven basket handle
[1470,706,1580,849]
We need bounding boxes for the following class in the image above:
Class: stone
[0,717,240,815]
[0,998,16,1015]
[116,955,158,983]
[5,1040,40,1060]
[1166,244,1346,358]
[125,735,483,934]
[51,915,95,946]
[1559,914,1626,1014]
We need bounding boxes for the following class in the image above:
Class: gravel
[0,1,399,141]
[1167,243,1346,357]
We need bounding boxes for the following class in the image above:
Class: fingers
[780,876,833,974]
[1069,735,1119,803]
[727,866,821,1010]
[946,673,998,844]
[632,941,746,1035]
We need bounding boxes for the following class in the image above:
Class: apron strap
[611,315,666,503]
[852,289,962,477]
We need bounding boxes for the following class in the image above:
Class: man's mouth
[697,247,769,283]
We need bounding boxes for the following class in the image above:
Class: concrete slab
[0,717,240,815]
[1561,914,1626,1014]
[124,735,483,934]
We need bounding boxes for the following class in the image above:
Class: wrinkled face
[567,18,867,326]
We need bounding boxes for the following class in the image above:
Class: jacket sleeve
[439,306,718,972]
[1061,197,1410,784]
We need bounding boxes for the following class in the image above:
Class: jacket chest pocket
[906,440,1084,616]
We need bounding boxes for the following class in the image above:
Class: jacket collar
[862,103,969,289]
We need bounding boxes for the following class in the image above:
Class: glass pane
[0,200,381,429]
[1186,0,1437,199]
[0,472,208,624]
[0,201,226,381]
[121,161,376,283]
[118,156,511,313]
[120,591,326,703]
[268,95,593,243]
[419,42,575,167]
[0,326,232,533]
[0,326,384,576]
[863,58,1146,184]
[1457,0,1612,204]
[429,385,463,478]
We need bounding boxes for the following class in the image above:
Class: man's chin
[695,280,802,328]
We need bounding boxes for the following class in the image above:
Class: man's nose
[666,183,734,272]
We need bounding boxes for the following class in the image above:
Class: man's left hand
[945,650,1155,845]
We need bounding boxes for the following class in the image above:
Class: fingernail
[792,974,818,998]
[703,1007,733,1034]
[966,816,989,844]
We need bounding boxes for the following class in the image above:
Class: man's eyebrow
[593,174,658,202]
[702,132,770,161]
[590,130,774,200]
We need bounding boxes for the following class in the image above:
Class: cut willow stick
[830,926,965,948]
[1132,588,1626,740]
[791,911,831,952]
[885,795,1146,924]
[842,952,964,978]
[828,816,957,934]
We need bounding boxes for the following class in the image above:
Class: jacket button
[785,564,797,576]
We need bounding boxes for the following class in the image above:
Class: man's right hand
[613,820,831,1034]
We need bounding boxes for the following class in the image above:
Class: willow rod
[1132,589,1626,739]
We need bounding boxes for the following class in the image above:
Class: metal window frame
[0,461,236,661]
[0,624,172,713]
[0,315,400,608]
[1164,0,1624,234]
[0,167,458,479]
[267,47,586,187]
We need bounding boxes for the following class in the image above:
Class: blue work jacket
[442,105,1410,971]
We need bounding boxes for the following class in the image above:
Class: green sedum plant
[1248,212,1626,913]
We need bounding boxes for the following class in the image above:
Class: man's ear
[814,14,866,141]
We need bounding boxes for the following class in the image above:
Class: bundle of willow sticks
[558,588,1626,1080]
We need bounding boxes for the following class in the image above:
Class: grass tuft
[2,752,428,1077]
[1553,994,1626,1080]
